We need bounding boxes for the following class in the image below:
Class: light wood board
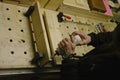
[30,2,52,65]
[0,2,35,68]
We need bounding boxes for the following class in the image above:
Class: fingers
[58,31,91,53]
[71,31,91,45]
[69,34,75,44]
[58,38,75,54]
[58,38,69,50]
[79,39,87,45]
[72,31,88,39]
[58,41,64,51]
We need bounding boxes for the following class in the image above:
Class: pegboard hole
[19,19,22,22]
[74,27,76,29]
[88,29,90,31]
[21,39,25,43]
[8,28,12,31]
[11,51,14,54]
[59,25,61,27]
[66,26,69,29]
[7,18,10,20]
[18,10,21,12]
[6,8,9,10]
[81,28,84,31]
[24,51,27,54]
[10,39,13,42]
[21,29,24,32]
[92,23,94,25]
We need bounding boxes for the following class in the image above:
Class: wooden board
[30,2,52,65]
[0,2,35,68]
[44,9,116,64]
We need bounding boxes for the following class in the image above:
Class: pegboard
[0,2,35,68]
[44,9,116,64]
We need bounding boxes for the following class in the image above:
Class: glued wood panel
[0,2,35,68]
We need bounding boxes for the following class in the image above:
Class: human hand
[71,31,91,46]
[58,38,76,54]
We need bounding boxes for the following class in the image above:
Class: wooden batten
[30,2,52,65]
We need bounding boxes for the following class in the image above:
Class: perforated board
[0,2,35,68]
[44,9,116,64]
